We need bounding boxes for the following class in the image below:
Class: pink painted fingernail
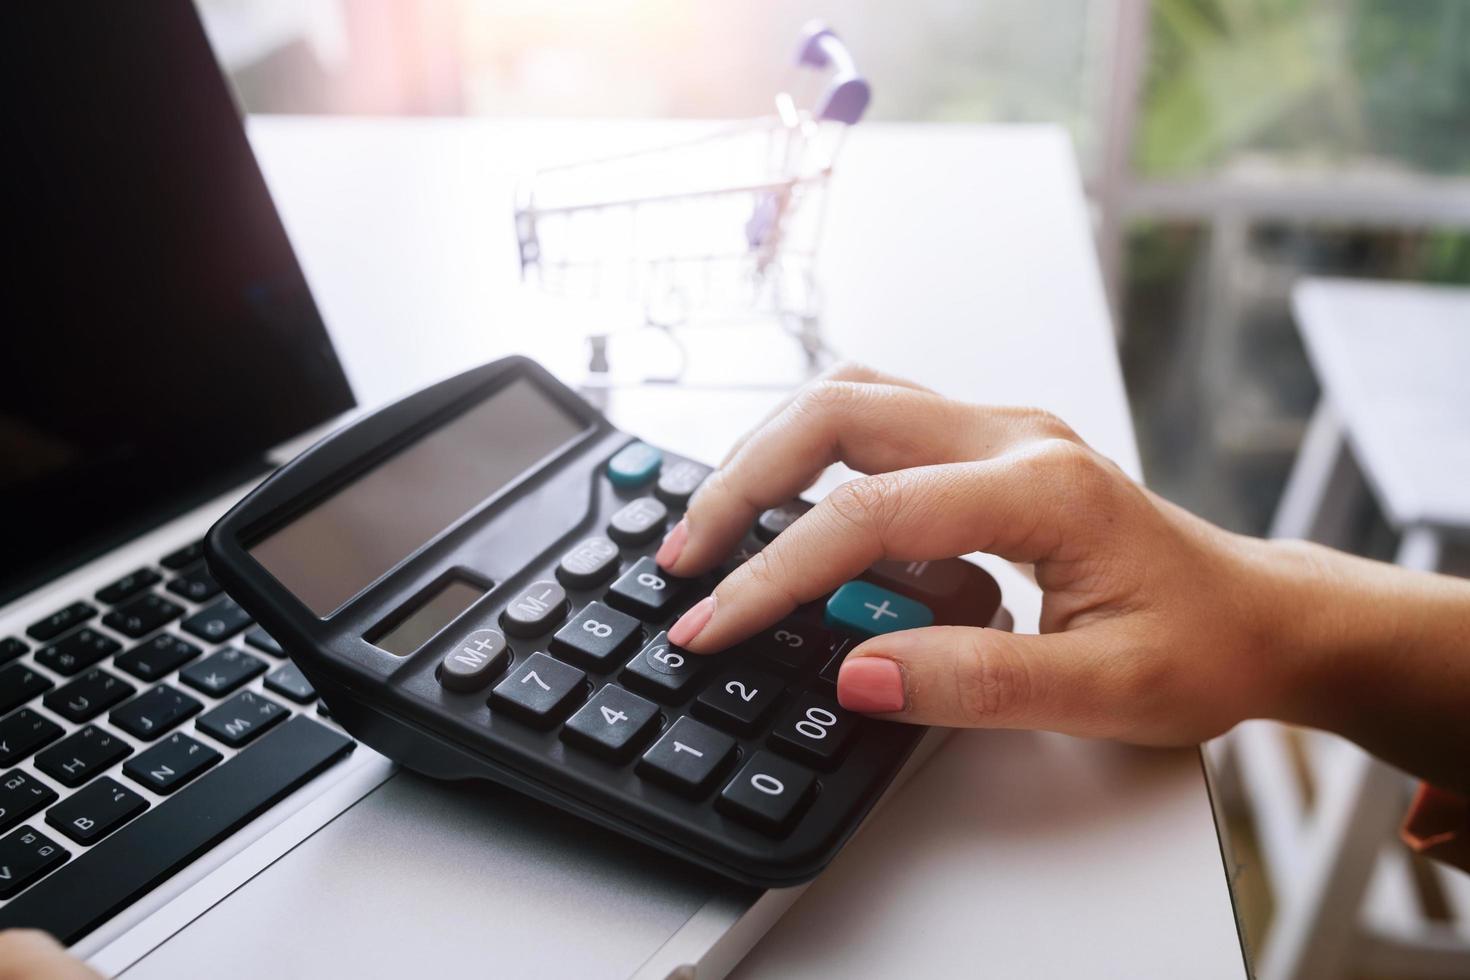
[668,595,716,648]
[655,519,688,570]
[837,658,906,713]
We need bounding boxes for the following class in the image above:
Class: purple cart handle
[794,21,871,125]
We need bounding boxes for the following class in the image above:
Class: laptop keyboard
[0,542,355,941]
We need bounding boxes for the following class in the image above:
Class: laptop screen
[0,3,356,605]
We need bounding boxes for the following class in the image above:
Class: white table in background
[249,116,1247,978]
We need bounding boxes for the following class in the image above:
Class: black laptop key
[0,664,54,715]
[47,777,148,846]
[0,826,69,900]
[561,684,660,761]
[263,662,317,703]
[96,567,162,605]
[25,601,97,642]
[717,751,817,835]
[637,717,735,797]
[196,691,288,748]
[166,565,222,603]
[0,709,63,766]
[33,628,119,678]
[0,770,59,835]
[654,460,711,508]
[244,626,285,658]
[499,581,567,637]
[42,668,135,723]
[159,539,204,570]
[605,558,685,620]
[0,637,30,666]
[102,592,184,640]
[620,631,703,703]
[0,716,353,943]
[489,653,585,727]
[550,601,641,669]
[34,725,132,788]
[694,667,785,736]
[179,647,266,697]
[115,634,202,682]
[556,535,621,590]
[110,684,202,741]
[123,733,222,795]
[180,596,252,643]
[769,691,858,769]
[607,497,667,546]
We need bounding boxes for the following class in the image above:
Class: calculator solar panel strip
[206,355,1005,888]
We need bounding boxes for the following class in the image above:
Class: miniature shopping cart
[513,22,870,388]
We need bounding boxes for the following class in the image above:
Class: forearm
[1261,539,1470,793]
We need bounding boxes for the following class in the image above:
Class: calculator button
[718,751,817,835]
[0,770,58,835]
[865,558,968,602]
[490,652,586,727]
[755,501,811,542]
[115,634,201,682]
[561,684,660,761]
[621,632,703,703]
[637,717,735,796]
[180,596,253,643]
[608,497,668,546]
[33,628,119,677]
[123,732,223,795]
[47,776,148,845]
[824,581,934,637]
[605,558,685,620]
[741,620,832,676]
[43,668,136,723]
[110,684,202,741]
[35,725,132,788]
[0,825,69,899]
[655,460,711,508]
[551,602,641,670]
[818,637,855,686]
[197,691,289,748]
[500,581,568,637]
[693,667,785,736]
[438,628,511,692]
[769,692,858,769]
[607,441,663,488]
[0,709,63,766]
[556,536,621,589]
[264,662,318,703]
[718,538,764,578]
[179,647,267,697]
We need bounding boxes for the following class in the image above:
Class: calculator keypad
[561,684,660,761]
[621,632,704,703]
[605,558,685,620]
[637,717,735,796]
[490,652,586,727]
[551,602,641,670]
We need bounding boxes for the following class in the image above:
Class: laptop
[0,4,880,976]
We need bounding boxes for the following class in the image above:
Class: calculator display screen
[372,576,487,656]
[250,377,587,616]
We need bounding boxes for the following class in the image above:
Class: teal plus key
[606,441,663,489]
[824,581,933,638]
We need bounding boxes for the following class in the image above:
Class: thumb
[836,625,1107,733]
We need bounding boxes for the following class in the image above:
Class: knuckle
[825,474,903,537]
[1023,408,1078,441]
[953,634,1032,721]
[794,378,856,417]
[1033,438,1110,499]
[824,359,880,383]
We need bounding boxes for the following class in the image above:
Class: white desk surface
[1292,278,1470,531]
[249,116,1246,978]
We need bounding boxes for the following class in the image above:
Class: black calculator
[205,356,1002,886]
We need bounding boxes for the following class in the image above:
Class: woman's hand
[0,930,100,980]
[651,365,1470,773]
